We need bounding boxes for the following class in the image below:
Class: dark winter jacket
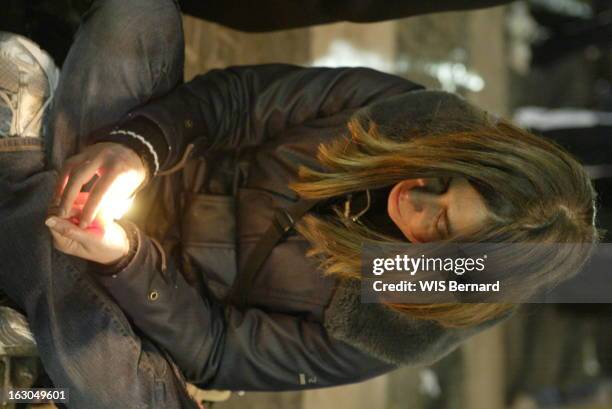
[94,64,507,391]
[178,0,512,32]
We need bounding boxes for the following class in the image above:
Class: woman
[43,0,598,400]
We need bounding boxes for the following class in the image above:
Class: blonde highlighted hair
[291,115,601,328]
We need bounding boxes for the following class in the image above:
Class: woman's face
[387,177,490,242]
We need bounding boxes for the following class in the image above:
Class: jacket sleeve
[95,224,396,391]
[113,65,423,171]
[183,0,511,32]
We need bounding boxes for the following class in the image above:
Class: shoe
[0,32,59,138]
[0,306,37,357]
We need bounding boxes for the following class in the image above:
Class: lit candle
[97,170,142,224]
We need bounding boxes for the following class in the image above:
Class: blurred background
[2,1,612,408]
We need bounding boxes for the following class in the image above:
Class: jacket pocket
[181,193,238,295]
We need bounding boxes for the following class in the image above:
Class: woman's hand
[46,216,130,265]
[53,142,147,229]
[46,192,130,265]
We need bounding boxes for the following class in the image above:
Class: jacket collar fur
[323,279,506,365]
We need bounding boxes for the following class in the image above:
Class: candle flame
[98,171,141,224]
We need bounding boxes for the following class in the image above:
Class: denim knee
[80,0,184,66]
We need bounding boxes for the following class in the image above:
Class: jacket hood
[359,89,499,140]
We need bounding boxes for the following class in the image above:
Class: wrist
[118,143,151,188]
[90,116,169,174]
[90,221,139,275]
[105,130,159,178]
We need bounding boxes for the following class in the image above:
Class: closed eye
[436,178,453,238]
[435,209,450,239]
[442,209,452,238]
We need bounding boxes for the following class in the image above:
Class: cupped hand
[53,142,147,229]
[46,192,130,265]
[46,216,130,265]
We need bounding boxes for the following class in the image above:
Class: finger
[47,218,81,256]
[46,217,92,246]
[52,155,83,204]
[66,205,83,218]
[80,169,121,228]
[48,227,76,255]
[58,159,101,218]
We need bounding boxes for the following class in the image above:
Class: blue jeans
[0,0,197,407]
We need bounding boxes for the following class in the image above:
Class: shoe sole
[0,33,60,94]
[0,32,60,138]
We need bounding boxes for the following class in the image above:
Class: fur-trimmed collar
[323,279,505,365]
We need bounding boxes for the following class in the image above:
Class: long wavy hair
[291,113,601,328]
